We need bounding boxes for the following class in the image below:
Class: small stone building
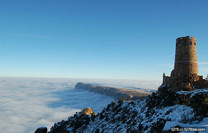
[159,36,208,92]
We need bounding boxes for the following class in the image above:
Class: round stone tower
[171,36,199,82]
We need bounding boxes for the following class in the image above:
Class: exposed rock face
[176,89,208,117]
[34,127,47,133]
[46,88,208,133]
[75,82,150,100]
[81,108,96,116]
[48,108,95,133]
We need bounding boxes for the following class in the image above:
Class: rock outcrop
[75,82,151,100]
[81,107,96,116]
[48,108,96,133]
[34,127,47,133]
[45,88,208,133]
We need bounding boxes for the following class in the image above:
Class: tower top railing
[176,36,196,41]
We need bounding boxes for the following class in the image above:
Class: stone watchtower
[160,36,207,92]
[171,36,199,82]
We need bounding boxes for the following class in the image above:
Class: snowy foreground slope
[38,89,208,133]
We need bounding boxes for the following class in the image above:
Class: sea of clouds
[0,77,161,133]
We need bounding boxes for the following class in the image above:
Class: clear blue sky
[0,0,208,80]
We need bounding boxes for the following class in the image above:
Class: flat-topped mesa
[159,36,208,92]
[75,82,151,100]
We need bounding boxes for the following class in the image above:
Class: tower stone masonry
[171,36,199,82]
[159,36,208,92]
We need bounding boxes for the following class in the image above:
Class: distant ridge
[75,82,151,100]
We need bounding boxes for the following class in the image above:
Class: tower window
[190,41,192,45]
[183,41,186,45]
[194,42,196,45]
[178,42,181,46]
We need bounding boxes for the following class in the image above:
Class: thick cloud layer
[0,78,160,133]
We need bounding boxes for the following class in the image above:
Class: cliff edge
[75,82,151,100]
[45,88,208,133]
[35,83,208,133]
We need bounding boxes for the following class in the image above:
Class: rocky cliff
[38,88,208,133]
[75,82,151,100]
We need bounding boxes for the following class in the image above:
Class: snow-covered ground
[0,77,160,133]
